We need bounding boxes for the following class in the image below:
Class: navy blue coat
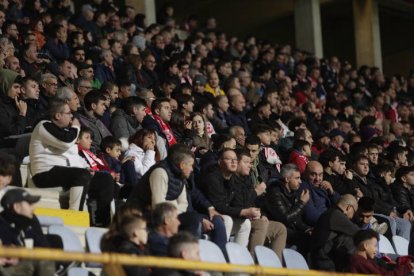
[302,181,340,226]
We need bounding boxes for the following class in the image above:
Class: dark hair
[293,128,308,140]
[0,153,15,176]
[352,154,369,165]
[218,148,236,159]
[235,148,251,160]
[245,136,261,147]
[167,231,198,258]
[211,134,234,151]
[167,144,194,165]
[121,96,146,115]
[83,90,106,111]
[292,140,310,152]
[100,136,121,152]
[48,98,67,119]
[288,117,307,130]
[176,94,193,111]
[353,229,379,247]
[79,126,93,138]
[358,197,374,212]
[151,97,170,114]
[319,149,345,168]
[253,124,272,136]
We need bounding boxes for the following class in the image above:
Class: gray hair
[280,163,300,179]
[40,73,57,85]
[56,86,74,101]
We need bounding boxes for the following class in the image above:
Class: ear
[105,147,111,154]
[91,102,97,110]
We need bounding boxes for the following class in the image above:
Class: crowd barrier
[0,246,377,276]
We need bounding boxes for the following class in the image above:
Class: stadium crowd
[1,0,414,275]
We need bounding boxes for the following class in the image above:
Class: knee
[212,215,225,228]
[241,219,251,232]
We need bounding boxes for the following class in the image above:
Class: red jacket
[348,254,411,275]
[288,150,309,174]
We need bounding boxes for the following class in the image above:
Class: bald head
[306,161,324,186]
[337,194,358,219]
[230,94,246,112]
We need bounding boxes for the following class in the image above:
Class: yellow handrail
[0,246,377,276]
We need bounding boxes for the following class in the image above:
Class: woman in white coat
[124,129,158,181]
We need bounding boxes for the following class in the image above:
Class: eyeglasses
[222,157,238,163]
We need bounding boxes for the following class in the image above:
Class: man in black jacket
[198,148,253,247]
[310,194,360,271]
[264,163,311,254]
[233,149,287,260]
[0,189,55,275]
[392,165,414,222]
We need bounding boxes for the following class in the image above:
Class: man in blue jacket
[302,161,340,226]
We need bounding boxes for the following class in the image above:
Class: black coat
[392,181,414,214]
[264,181,310,231]
[198,165,242,217]
[370,178,397,216]
[323,172,356,195]
[310,207,360,271]
[111,239,150,276]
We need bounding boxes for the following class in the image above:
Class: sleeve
[40,122,79,150]
[329,211,360,235]
[265,188,306,225]
[149,168,169,209]
[303,196,321,226]
[392,185,411,214]
[175,186,188,214]
[205,174,243,217]
[141,150,156,175]
[110,116,130,140]
[190,184,212,212]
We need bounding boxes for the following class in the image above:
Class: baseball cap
[193,74,207,86]
[1,189,40,209]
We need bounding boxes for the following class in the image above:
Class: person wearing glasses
[310,194,360,271]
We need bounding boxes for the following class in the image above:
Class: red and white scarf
[153,114,177,146]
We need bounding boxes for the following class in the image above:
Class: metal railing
[0,246,376,276]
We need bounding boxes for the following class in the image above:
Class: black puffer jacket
[370,178,397,215]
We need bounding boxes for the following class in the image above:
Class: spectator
[288,140,311,174]
[78,90,112,151]
[310,194,360,271]
[348,229,414,274]
[0,189,55,275]
[56,86,81,113]
[227,94,250,135]
[229,125,246,148]
[29,99,90,211]
[265,163,311,254]
[191,112,211,153]
[302,161,340,226]
[199,148,252,247]
[391,166,414,222]
[204,71,224,98]
[148,202,181,256]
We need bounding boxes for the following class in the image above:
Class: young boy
[254,125,282,183]
[289,140,311,174]
[99,136,136,198]
[348,229,414,274]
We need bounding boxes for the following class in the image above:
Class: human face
[307,163,323,186]
[0,11,5,27]
[231,95,246,112]
[257,131,271,146]
[144,92,155,107]
[382,171,393,185]
[108,86,118,101]
[7,24,18,39]
[106,145,121,159]
[402,171,414,186]
[73,50,85,63]
[133,105,147,123]
[304,130,313,145]
[21,80,40,100]
[77,132,92,150]
[166,209,180,235]
[43,78,58,96]
[183,100,194,114]
[183,243,200,261]
[246,144,260,161]
[179,157,194,179]
[134,221,148,245]
[364,238,378,259]
[67,92,80,112]
[218,96,229,112]
[14,201,35,219]
[56,104,73,127]
[367,148,379,165]
[6,56,20,71]
[208,73,219,88]
[234,128,245,146]
[358,211,374,226]
[330,157,346,175]
[157,102,172,122]
[144,56,156,71]
[79,68,94,80]
[93,100,107,116]
[59,61,72,79]
[204,104,214,119]
[355,159,369,176]
[237,155,252,176]
[260,104,272,119]
[192,115,205,135]
[0,175,12,190]
[57,27,67,43]
[8,83,21,99]
[286,171,302,191]
[220,150,238,173]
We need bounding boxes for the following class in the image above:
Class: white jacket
[124,143,156,178]
[29,121,88,176]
